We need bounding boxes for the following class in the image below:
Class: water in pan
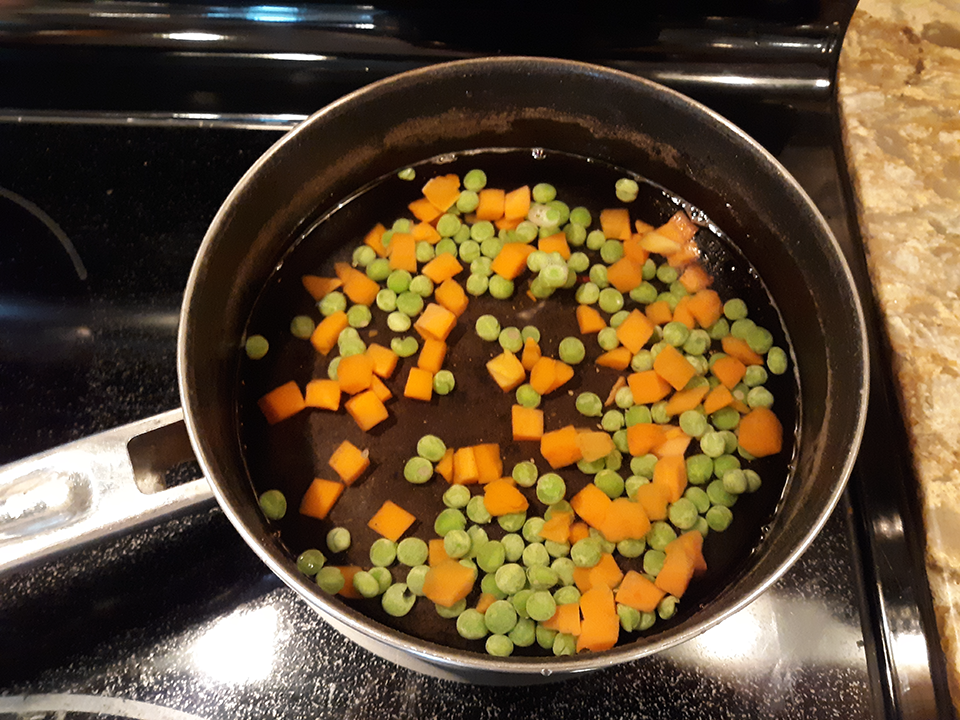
[236,147,798,655]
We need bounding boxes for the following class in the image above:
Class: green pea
[370,568,394,595]
[589,264,609,289]
[406,565,429,596]
[750,327,776,355]
[536,473,566,505]
[526,590,557,622]
[436,213,461,238]
[683,486,711,514]
[486,634,514,657]
[706,504,734,531]
[375,288,397,313]
[624,475,649,499]
[647,521,678,551]
[396,291,424,317]
[457,189,480,213]
[457,608,488,639]
[571,538,602,568]
[522,517,546,543]
[668,498,699,530]
[481,572,506,599]
[630,281,658,305]
[615,177,640,202]
[435,508,467,536]
[477,540,506,573]
[747,386,774,409]
[722,468,748,495]
[244,334,269,360]
[617,538,646,558]
[662,321,690,348]
[723,298,748,320]
[381,583,416,617]
[387,311,412,333]
[466,273,488,296]
[258,490,286,520]
[700,431,727,458]
[522,542,550,569]
[710,406,741,431]
[679,409,708,438]
[485,600,519,635]
[404,456,434,485]
[444,529,472,559]
[515,383,541,409]
[499,326,523,353]
[631,453,659,478]
[466,495,492,525]
[296,548,326,576]
[767,346,788,375]
[365,258,390,282]
[713,454,740,479]
[597,327,620,351]
[575,281,600,305]
[409,275,434,297]
[415,241,435,264]
[658,595,678,620]
[352,570,380,599]
[744,365,768,387]
[436,598,467,619]
[390,335,419,358]
[436,238,457,256]
[488,275,514,299]
[417,434,447,462]
[472,221,496,243]
[475,314,501,341]
[471,256,493,277]
[463,168,487,192]
[609,310,631,329]
[507,461,536,488]
[326,527,351,553]
[501,533,525,562]
[594,469,624,499]
[600,240,624,265]
[509,617,537,647]
[495,563,527,595]
[433,370,455,395]
[601,410,624,433]
[558,337,585,365]
[397,167,416,181]
[468,525,489,557]
[318,291,347,317]
[396,537,429,567]
[706,479,738,508]
[576,392,603,417]
[315,566,345,594]
[532,183,556,203]
[643,549,666,577]
[498,511,526,532]
[618,603,642,632]
[731,318,756,340]
[539,263,568,289]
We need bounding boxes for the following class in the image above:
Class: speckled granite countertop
[838,0,960,709]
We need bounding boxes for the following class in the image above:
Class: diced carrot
[548,361,574,394]
[299,477,344,520]
[404,366,434,402]
[387,232,417,273]
[595,347,632,371]
[652,454,687,503]
[328,440,369,486]
[435,447,455,482]
[627,370,673,405]
[412,220,442,243]
[539,510,573,544]
[711,354,747,389]
[578,430,615,463]
[671,296,696,330]
[344,390,389,431]
[529,356,557,395]
[569,521,591,545]
[422,173,461,212]
[434,278,469,317]
[703,383,735,414]
[653,429,692,459]
[573,565,594,593]
[639,230,682,256]
[365,343,398,379]
[476,592,497,614]
[542,602,581,636]
[329,566,361,599]
[512,404,544,441]
[368,500,416,541]
[304,378,341,411]
[737,406,784,458]
[653,344,697,391]
[634,219,655,234]
[423,558,476,608]
[310,310,349,355]
[337,353,375,395]
[495,216,523,231]
[633,481,670,521]
[370,375,392,403]
[576,304,607,335]
[301,275,342,301]
[605,257,645,293]
[657,211,698,243]
[258,381,306,424]
[598,497,650,543]
[604,376,628,407]
[414,303,457,341]
[473,443,503,484]
[538,232,571,260]
[615,570,666,613]
[483,478,530,516]
[587,553,624,591]
[616,309,655,354]
[489,243,535,280]
[540,425,583,469]
[417,338,447,374]
[453,446,480,485]
[645,300,673,326]
[679,265,714,294]
[422,253,464,285]
[667,239,701,268]
[475,187,506,221]
[503,185,531,220]
[686,288,722,328]
[654,544,695,598]
[428,537,450,566]
[667,530,708,575]
[622,235,649,264]
[334,263,381,306]
[721,335,765,366]
[664,384,709,416]
[363,222,388,257]
[486,350,526,392]
[570,482,612,529]
[520,336,542,371]
[600,208,631,241]
[577,584,619,652]
[408,197,443,223]
[626,422,666,456]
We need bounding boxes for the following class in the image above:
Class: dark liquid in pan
[237,149,798,654]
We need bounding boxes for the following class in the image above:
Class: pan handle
[0,409,215,575]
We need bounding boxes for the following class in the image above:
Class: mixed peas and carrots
[249,161,790,657]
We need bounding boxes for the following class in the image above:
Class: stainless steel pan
[0,57,868,684]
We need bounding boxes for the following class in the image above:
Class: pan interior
[235,147,799,656]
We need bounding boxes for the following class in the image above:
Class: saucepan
[0,57,868,684]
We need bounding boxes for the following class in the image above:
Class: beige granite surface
[838,0,960,708]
